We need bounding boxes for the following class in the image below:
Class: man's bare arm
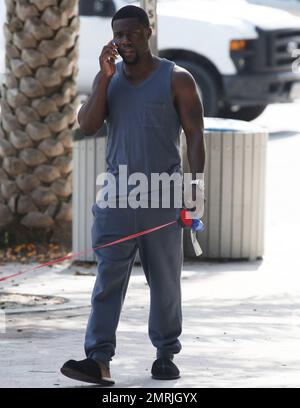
[77,72,110,135]
[77,40,118,135]
[172,66,205,178]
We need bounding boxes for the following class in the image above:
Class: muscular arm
[172,66,205,178]
[78,40,118,135]
[77,71,110,135]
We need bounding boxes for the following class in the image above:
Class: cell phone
[108,41,120,63]
[113,41,120,54]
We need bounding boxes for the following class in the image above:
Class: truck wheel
[220,105,267,121]
[174,60,219,117]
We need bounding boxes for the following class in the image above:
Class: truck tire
[219,105,267,121]
[174,60,219,117]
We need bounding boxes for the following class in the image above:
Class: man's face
[112,18,151,65]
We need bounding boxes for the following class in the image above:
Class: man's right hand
[99,40,119,79]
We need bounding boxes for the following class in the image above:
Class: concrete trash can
[181,117,268,261]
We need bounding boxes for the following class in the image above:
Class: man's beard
[121,53,140,66]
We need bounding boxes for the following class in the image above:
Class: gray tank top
[98,57,183,204]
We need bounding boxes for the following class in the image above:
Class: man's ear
[147,27,152,39]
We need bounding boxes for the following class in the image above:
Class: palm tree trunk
[0,0,79,244]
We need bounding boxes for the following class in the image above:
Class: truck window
[79,0,116,17]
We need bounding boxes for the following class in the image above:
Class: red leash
[0,220,177,283]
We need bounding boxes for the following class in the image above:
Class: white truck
[246,0,300,17]
[77,0,300,120]
[1,0,300,120]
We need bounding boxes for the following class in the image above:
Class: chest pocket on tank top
[143,102,166,128]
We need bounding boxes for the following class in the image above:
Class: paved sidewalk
[0,103,300,388]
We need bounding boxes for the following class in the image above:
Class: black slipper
[151,357,180,380]
[60,358,115,385]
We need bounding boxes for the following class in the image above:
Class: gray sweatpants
[84,202,183,365]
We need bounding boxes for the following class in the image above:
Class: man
[61,5,205,386]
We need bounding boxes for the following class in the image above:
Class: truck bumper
[223,71,300,106]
